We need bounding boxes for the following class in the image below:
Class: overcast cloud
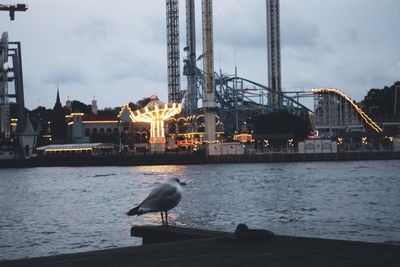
[1,0,399,110]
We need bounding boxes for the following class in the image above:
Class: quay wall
[207,151,400,164]
[0,151,400,168]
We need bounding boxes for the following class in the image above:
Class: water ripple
[0,161,400,260]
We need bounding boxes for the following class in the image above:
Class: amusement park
[0,0,399,162]
[2,2,400,266]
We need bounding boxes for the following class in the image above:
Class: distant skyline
[1,0,399,110]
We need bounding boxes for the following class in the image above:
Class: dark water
[1,160,400,260]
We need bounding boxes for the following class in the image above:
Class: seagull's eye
[175,178,180,183]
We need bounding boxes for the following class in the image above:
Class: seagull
[127,177,186,226]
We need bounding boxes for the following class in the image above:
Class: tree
[97,97,152,115]
[362,81,400,121]
[26,106,53,121]
[70,100,92,114]
[127,97,151,112]
[98,107,121,115]
[136,97,151,109]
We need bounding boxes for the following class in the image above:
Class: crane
[0,3,27,20]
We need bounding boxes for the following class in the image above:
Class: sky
[1,0,399,110]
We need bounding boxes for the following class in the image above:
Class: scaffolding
[313,88,382,133]
[214,72,310,135]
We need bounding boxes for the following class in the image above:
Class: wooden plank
[2,227,400,266]
[131,225,230,244]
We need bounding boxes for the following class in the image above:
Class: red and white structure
[91,96,98,115]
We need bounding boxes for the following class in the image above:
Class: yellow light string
[312,88,382,132]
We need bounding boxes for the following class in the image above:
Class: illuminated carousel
[130,95,182,152]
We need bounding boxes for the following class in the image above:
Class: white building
[394,137,400,151]
[208,142,244,156]
[298,139,337,153]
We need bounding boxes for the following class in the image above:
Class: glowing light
[177,132,224,136]
[45,148,92,152]
[129,97,182,145]
[177,140,196,147]
[264,139,270,148]
[82,121,118,124]
[118,104,134,118]
[361,137,368,145]
[177,117,187,122]
[65,113,84,118]
[312,88,382,132]
[288,138,295,147]
[233,134,254,143]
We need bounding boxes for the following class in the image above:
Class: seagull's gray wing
[139,183,181,213]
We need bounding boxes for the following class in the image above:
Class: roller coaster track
[312,88,382,132]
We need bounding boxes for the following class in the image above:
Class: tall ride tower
[1,32,25,141]
[266,0,282,108]
[202,0,216,141]
[166,0,181,104]
[183,0,198,116]
[0,32,10,140]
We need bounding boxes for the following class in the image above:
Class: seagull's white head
[166,177,186,186]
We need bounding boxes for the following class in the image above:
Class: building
[394,137,400,151]
[65,105,151,149]
[298,139,337,153]
[208,142,244,155]
[66,113,120,144]
[36,143,115,157]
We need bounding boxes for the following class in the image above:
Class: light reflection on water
[1,160,400,260]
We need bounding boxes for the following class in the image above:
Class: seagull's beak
[180,182,187,186]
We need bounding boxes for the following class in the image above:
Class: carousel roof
[130,96,182,122]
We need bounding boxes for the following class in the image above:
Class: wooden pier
[2,225,400,266]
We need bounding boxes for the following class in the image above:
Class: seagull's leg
[160,211,165,226]
[165,211,169,226]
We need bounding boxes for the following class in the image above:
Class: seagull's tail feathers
[127,205,144,216]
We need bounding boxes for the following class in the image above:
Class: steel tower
[266,0,282,108]
[202,0,216,141]
[183,0,198,115]
[9,41,26,129]
[0,32,10,140]
[166,0,181,104]
[1,32,26,140]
